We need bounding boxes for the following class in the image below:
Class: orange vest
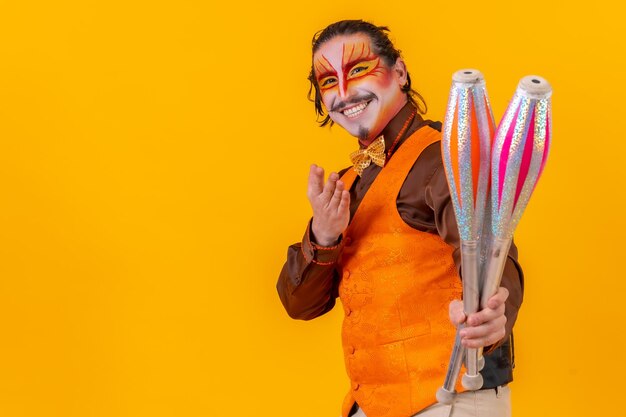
[339,127,463,417]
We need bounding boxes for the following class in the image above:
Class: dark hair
[307,20,427,127]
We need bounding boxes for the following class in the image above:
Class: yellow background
[0,0,624,416]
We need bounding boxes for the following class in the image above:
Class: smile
[341,101,371,119]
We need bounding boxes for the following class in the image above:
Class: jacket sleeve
[276,219,343,320]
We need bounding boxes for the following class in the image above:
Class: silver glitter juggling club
[478,76,552,369]
[436,69,495,404]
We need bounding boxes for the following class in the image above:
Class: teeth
[342,102,368,118]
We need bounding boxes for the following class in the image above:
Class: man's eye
[321,78,337,86]
[347,58,379,79]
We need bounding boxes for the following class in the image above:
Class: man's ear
[393,58,408,86]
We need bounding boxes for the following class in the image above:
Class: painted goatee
[358,126,370,141]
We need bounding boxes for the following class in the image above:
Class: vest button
[349,346,355,354]
[344,270,351,278]
[345,307,352,316]
[352,382,360,391]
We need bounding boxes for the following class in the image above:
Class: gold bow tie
[350,136,386,176]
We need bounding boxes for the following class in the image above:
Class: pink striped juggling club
[479,75,552,349]
[436,69,496,404]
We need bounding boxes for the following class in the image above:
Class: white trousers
[349,386,511,417]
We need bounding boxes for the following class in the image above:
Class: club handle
[475,237,513,373]
[436,327,465,404]
[460,241,483,390]
[480,237,512,309]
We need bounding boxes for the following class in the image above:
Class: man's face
[313,33,407,142]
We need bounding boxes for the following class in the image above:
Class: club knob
[518,75,552,99]
[462,373,484,390]
[436,387,456,404]
[452,69,484,84]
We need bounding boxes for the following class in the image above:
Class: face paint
[313,33,407,142]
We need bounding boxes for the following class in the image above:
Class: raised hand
[307,164,351,247]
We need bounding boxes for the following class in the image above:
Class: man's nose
[338,78,349,99]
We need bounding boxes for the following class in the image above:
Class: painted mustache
[330,93,377,113]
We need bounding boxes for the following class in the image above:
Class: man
[277,20,523,417]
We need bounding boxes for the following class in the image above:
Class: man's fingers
[328,180,344,209]
[460,316,507,348]
[337,190,350,214]
[448,299,466,326]
[461,286,507,348]
[466,287,508,327]
[461,332,506,349]
[320,172,339,203]
[466,301,505,327]
[307,164,324,199]
[487,286,509,310]
[461,315,507,338]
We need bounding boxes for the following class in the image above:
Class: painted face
[313,33,407,142]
